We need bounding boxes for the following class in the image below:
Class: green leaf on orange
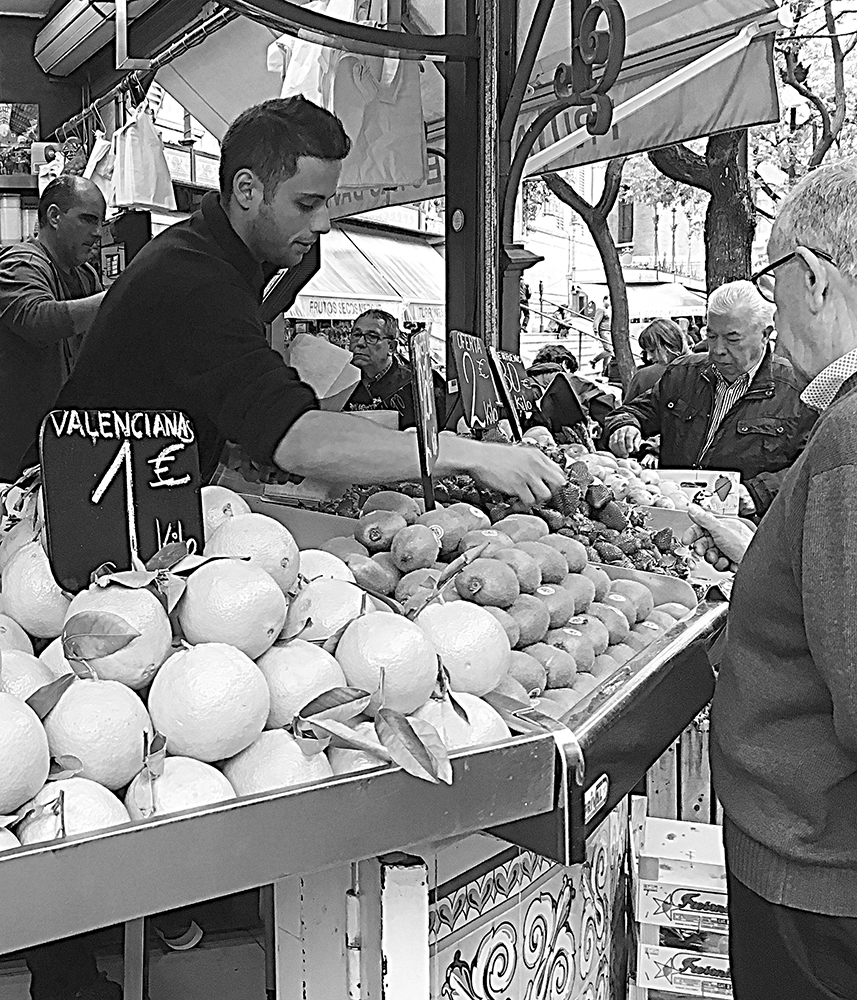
[374,708,439,783]
[25,673,75,720]
[408,717,453,785]
[298,687,371,724]
[62,611,141,663]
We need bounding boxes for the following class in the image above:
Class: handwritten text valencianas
[47,410,195,444]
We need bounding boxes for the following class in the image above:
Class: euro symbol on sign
[147,443,191,489]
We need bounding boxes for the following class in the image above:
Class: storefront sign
[40,409,204,593]
[449,331,501,432]
[410,329,439,510]
[489,348,539,440]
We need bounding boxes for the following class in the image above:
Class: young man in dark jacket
[603,280,816,515]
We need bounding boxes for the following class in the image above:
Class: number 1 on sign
[91,439,140,566]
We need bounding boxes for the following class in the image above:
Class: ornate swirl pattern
[553,0,627,136]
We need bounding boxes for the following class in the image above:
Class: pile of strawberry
[530,461,693,577]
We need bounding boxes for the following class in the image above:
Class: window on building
[617,199,634,245]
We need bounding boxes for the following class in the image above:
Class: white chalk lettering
[97,412,114,438]
[147,443,191,489]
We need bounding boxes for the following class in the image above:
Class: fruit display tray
[0,504,726,954]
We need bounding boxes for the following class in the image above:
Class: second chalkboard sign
[40,410,204,593]
[449,330,501,432]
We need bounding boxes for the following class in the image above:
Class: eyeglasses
[349,329,394,346]
[751,247,837,303]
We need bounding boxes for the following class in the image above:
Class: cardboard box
[637,818,727,935]
[656,470,740,516]
[637,940,731,997]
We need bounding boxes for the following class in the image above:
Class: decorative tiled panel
[429,802,629,1000]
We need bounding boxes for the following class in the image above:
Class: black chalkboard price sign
[409,328,439,510]
[449,330,501,432]
[40,409,204,593]
[489,348,539,440]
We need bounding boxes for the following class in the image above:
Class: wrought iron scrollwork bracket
[553,0,626,136]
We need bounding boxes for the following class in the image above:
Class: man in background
[604,280,816,516]
[709,158,857,1000]
[344,308,445,429]
[0,175,105,481]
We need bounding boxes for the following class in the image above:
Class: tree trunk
[648,129,755,292]
[543,161,635,391]
[589,217,634,388]
[704,131,755,290]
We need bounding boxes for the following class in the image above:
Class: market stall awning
[522,0,782,175]
[152,0,782,218]
[343,227,446,325]
[284,226,445,324]
[583,281,707,320]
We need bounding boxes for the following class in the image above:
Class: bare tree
[543,158,635,389]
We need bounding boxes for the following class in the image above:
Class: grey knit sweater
[711,375,857,916]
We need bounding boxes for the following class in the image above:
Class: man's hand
[681,503,756,573]
[737,483,757,517]
[469,440,566,507]
[608,426,642,458]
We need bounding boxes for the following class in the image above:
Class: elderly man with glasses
[345,309,445,429]
[603,280,816,516]
[688,159,857,999]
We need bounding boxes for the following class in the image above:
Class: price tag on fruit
[409,329,439,510]
[39,409,204,592]
[449,330,501,433]
[488,348,538,440]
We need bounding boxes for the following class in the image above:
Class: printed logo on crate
[639,884,729,931]
[639,945,732,997]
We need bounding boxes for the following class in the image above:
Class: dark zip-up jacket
[603,349,817,513]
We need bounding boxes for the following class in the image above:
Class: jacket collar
[700,346,774,393]
[199,192,266,297]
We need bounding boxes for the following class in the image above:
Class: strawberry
[652,527,675,554]
[594,541,624,563]
[631,550,656,572]
[585,483,613,510]
[596,501,629,532]
[534,507,565,532]
[568,462,594,490]
[586,546,600,562]
[551,483,582,515]
[617,534,639,555]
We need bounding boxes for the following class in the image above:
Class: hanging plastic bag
[110,104,176,212]
[267,0,355,104]
[82,130,114,203]
[333,54,427,189]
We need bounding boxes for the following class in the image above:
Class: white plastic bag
[110,105,176,212]
[82,130,114,203]
[267,0,355,104]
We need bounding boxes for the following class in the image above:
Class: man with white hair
[604,280,816,514]
[708,159,857,998]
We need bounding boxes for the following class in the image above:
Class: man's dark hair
[533,344,579,373]
[220,97,352,200]
[37,175,89,225]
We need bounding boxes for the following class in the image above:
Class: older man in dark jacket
[603,280,816,515]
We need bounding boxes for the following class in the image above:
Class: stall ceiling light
[35,0,161,75]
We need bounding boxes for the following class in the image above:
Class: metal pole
[480,0,499,347]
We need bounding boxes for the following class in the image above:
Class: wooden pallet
[646,712,721,825]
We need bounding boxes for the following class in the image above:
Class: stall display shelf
[0,502,725,959]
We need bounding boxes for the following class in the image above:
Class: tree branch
[783,47,833,148]
[648,144,711,193]
[542,171,595,223]
[595,156,628,216]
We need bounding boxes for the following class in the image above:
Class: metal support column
[479,0,499,348]
[444,0,479,372]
